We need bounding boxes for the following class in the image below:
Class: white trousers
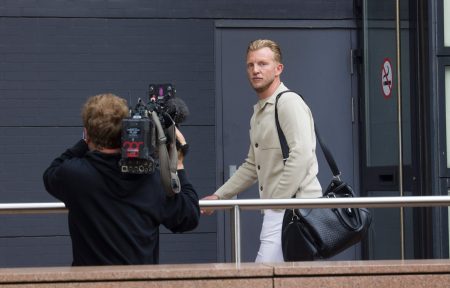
[255,209,285,263]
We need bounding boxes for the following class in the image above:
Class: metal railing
[2,196,450,264]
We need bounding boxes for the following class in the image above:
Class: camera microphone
[165,97,189,124]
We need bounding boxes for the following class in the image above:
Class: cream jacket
[215,83,322,200]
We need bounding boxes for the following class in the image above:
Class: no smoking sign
[381,58,393,99]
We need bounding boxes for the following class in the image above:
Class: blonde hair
[247,39,282,63]
[81,93,128,149]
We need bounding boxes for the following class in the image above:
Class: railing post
[395,0,405,261]
[230,205,241,266]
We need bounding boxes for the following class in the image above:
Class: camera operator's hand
[175,127,187,146]
[175,127,187,170]
[200,194,219,215]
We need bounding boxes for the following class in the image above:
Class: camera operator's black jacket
[43,140,200,266]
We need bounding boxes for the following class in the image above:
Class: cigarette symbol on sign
[383,66,391,86]
[381,58,393,98]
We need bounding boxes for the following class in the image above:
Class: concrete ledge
[1,260,450,287]
[274,259,450,275]
[0,263,273,288]
[274,260,450,288]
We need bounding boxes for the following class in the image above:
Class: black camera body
[120,84,176,174]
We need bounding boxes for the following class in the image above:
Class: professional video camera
[119,83,189,196]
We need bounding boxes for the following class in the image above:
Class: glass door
[361,0,416,259]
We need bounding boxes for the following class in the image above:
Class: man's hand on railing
[200,194,219,215]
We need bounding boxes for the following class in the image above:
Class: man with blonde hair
[203,39,322,262]
[44,93,200,266]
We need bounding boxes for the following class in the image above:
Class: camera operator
[43,93,199,266]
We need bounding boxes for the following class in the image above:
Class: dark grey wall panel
[0,127,81,203]
[0,236,72,267]
[0,233,217,267]
[0,1,354,19]
[0,215,68,237]
[0,18,214,126]
[159,233,217,264]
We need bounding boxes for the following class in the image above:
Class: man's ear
[275,63,284,76]
[83,127,89,142]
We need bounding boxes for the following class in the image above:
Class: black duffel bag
[281,178,371,261]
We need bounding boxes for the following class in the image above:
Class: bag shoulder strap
[151,111,181,197]
[275,90,341,178]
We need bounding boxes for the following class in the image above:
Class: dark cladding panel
[0,233,217,267]
[159,233,217,264]
[0,18,214,127]
[0,127,81,203]
[0,0,354,19]
[0,236,73,268]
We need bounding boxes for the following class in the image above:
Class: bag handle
[151,111,181,197]
[275,90,341,179]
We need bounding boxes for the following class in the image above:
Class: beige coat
[215,83,322,200]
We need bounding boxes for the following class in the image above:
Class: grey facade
[0,0,354,267]
[1,0,447,267]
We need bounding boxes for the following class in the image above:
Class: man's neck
[98,147,121,154]
[257,80,281,100]
[88,142,120,154]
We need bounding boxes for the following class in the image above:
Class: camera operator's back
[42,93,200,266]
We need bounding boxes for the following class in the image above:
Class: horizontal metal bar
[199,196,450,210]
[200,196,450,210]
[0,202,67,214]
[2,196,450,214]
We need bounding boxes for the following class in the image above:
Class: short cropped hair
[247,39,282,63]
[81,93,128,149]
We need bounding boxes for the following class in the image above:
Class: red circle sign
[381,58,393,99]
